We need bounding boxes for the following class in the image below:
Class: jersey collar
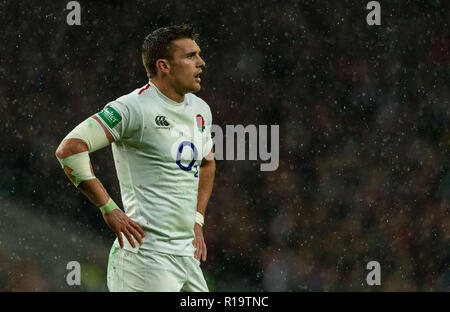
[150,82,186,107]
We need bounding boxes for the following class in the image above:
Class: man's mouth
[194,72,202,82]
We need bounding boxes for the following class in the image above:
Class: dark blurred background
[1,0,450,291]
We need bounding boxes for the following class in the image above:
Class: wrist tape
[99,198,120,214]
[195,211,204,227]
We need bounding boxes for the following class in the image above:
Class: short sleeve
[95,100,136,141]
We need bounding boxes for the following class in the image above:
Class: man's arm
[193,148,215,261]
[55,115,145,248]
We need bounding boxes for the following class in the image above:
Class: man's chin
[190,83,201,93]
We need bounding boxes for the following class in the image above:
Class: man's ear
[156,59,170,74]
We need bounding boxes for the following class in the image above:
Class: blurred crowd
[1,0,450,291]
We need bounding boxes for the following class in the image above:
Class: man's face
[166,38,206,94]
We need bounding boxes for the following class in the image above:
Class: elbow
[55,142,65,159]
[55,138,89,159]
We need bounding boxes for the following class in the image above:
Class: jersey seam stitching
[132,92,146,225]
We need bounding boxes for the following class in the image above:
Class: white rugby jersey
[96,82,213,256]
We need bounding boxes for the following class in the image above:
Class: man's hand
[102,209,146,248]
[193,223,207,262]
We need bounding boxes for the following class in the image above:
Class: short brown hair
[142,24,198,78]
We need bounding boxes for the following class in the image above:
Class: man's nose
[198,56,206,67]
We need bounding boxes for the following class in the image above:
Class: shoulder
[115,85,146,106]
[188,93,212,117]
[107,84,151,115]
[188,93,209,107]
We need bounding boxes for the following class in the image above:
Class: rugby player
[55,24,215,291]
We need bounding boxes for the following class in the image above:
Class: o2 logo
[176,141,199,177]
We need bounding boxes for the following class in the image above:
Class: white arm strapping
[63,117,110,153]
[57,151,95,187]
[195,211,204,227]
[56,117,111,187]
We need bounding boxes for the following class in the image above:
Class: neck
[149,78,184,103]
